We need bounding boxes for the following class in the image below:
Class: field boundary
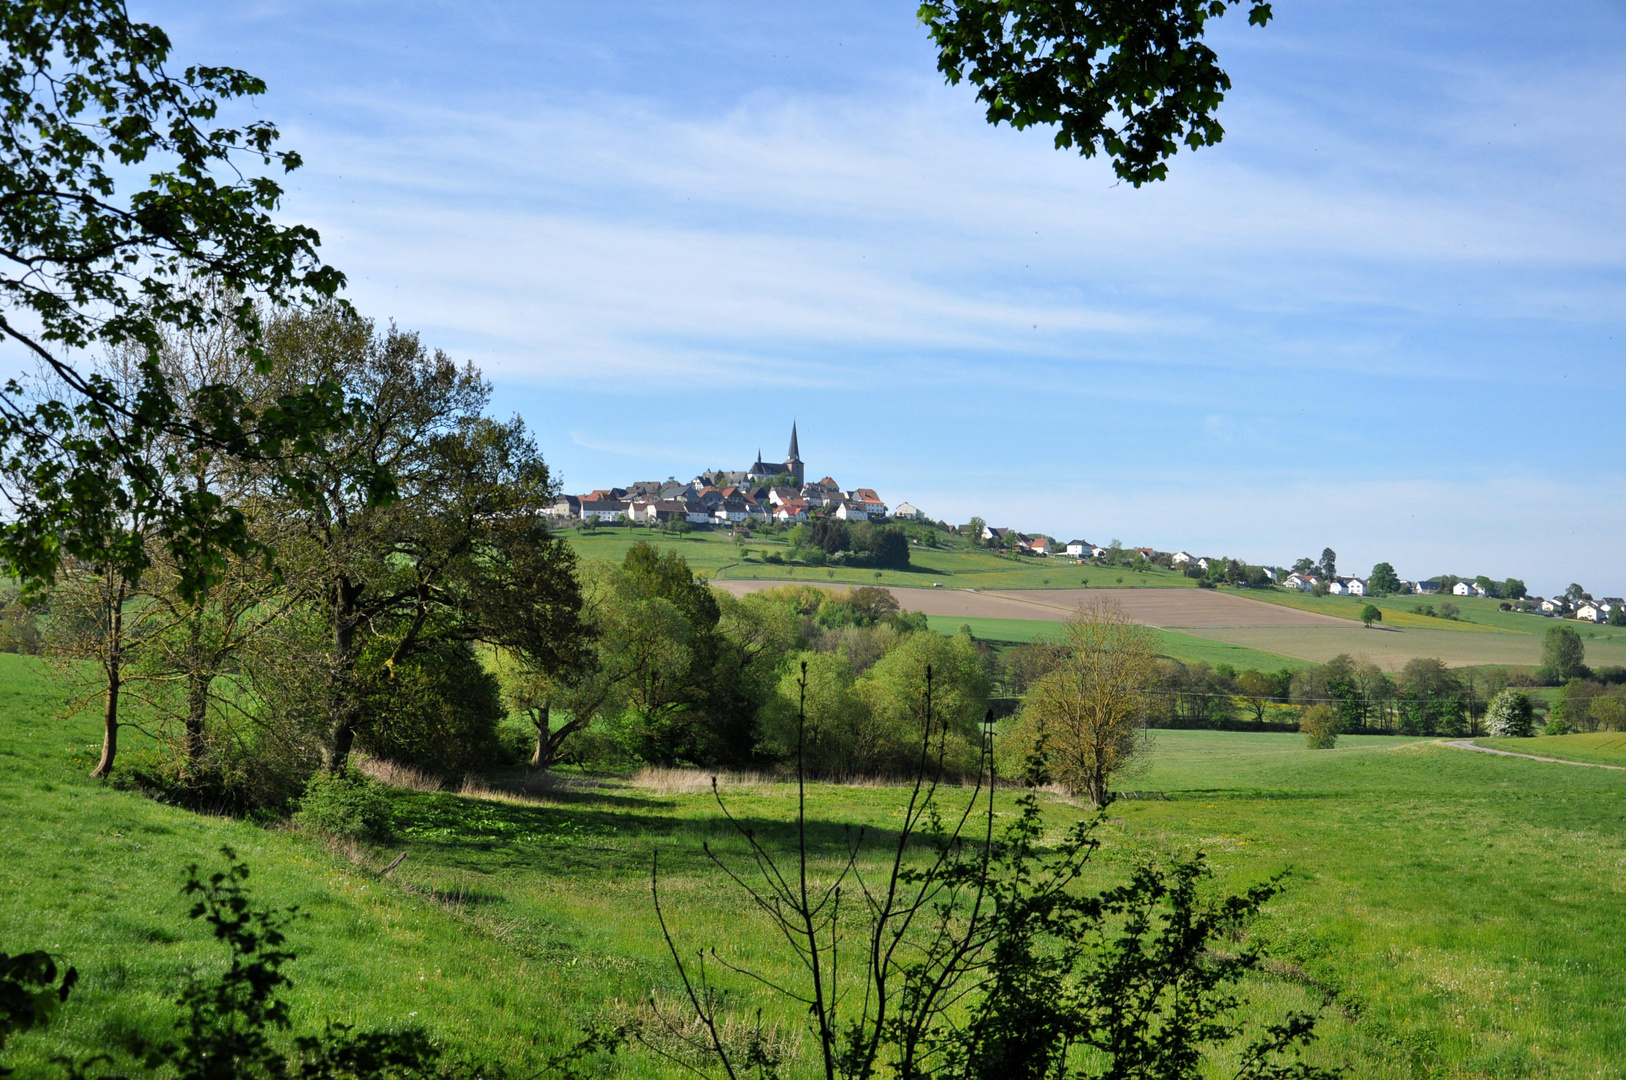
[1447,739,1626,771]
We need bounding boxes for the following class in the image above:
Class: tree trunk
[183,610,208,771]
[529,701,552,768]
[326,579,362,773]
[89,584,125,780]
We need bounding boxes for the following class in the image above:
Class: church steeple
[786,422,804,486]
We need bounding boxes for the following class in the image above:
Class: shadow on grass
[387,786,943,873]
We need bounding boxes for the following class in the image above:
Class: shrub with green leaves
[1299,704,1341,749]
[294,770,394,842]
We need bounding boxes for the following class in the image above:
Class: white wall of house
[1453,581,1473,596]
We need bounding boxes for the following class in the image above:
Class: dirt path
[1445,739,1626,771]
[709,581,1347,629]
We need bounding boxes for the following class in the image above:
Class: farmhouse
[892,502,924,520]
[1576,602,1604,623]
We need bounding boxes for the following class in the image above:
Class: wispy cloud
[137,0,1626,593]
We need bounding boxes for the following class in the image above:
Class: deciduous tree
[920,0,1274,186]
[1541,624,1587,685]
[0,0,351,605]
[1368,562,1402,596]
[1016,600,1156,804]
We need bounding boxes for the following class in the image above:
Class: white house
[1414,580,1441,595]
[1576,602,1604,623]
[580,497,628,522]
[892,501,924,520]
[852,488,887,515]
[773,499,809,523]
[1345,578,1368,597]
[1540,597,1566,614]
[1452,581,1473,597]
[1261,567,1279,582]
[1196,557,1212,571]
[1283,573,1319,592]
[1327,579,1348,595]
[1090,545,1108,558]
[1065,539,1090,558]
[835,501,870,522]
[1171,551,1193,565]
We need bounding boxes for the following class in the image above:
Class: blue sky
[141,0,1626,596]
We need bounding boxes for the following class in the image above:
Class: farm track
[1446,739,1626,771]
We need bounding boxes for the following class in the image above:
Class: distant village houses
[552,424,912,532]
[554,429,1611,622]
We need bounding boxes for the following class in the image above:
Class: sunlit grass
[6,653,1626,1078]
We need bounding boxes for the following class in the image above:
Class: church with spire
[747,422,805,486]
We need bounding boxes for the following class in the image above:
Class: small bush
[1543,717,1574,737]
[1300,704,1340,749]
[295,770,395,841]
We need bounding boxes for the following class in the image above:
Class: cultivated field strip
[712,581,1350,628]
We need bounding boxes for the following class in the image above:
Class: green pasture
[1232,589,1592,637]
[564,527,1195,590]
[7,653,1626,1078]
[1475,732,1626,767]
[929,615,1306,671]
[1183,623,1626,671]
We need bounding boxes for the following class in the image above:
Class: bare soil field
[711,582,1346,628]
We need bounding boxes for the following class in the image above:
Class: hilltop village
[552,425,1623,625]
[550,423,926,529]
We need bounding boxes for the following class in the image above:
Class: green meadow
[1235,589,1590,637]
[564,528,1195,590]
[924,615,1307,671]
[7,652,1626,1078]
[1475,732,1626,768]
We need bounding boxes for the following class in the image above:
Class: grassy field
[1185,624,1626,671]
[8,653,1626,1078]
[564,528,1196,590]
[1475,732,1626,767]
[1231,589,1600,637]
[926,615,1308,670]
[564,533,1626,669]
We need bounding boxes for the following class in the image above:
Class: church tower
[786,421,804,485]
